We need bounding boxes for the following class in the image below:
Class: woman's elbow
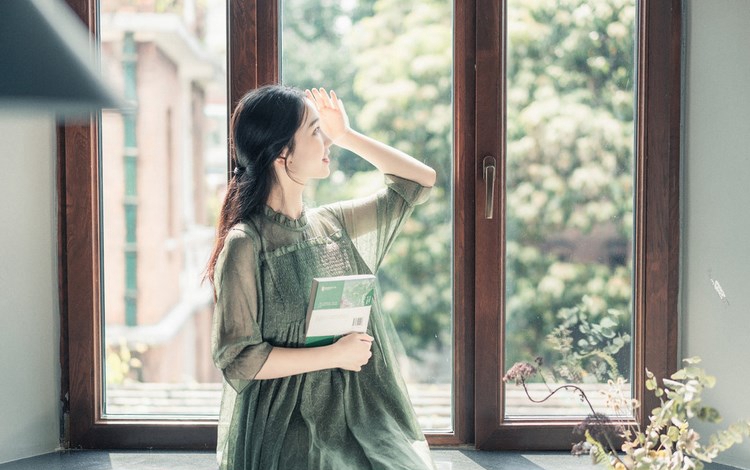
[422,167,437,188]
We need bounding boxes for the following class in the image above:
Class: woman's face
[284,99,332,181]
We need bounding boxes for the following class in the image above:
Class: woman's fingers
[304,87,350,142]
[358,333,374,343]
[308,88,322,107]
[333,333,374,371]
[306,88,344,115]
[329,90,340,110]
[318,88,334,107]
[336,96,346,114]
[307,87,337,109]
[315,88,325,105]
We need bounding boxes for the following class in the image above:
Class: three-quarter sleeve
[330,174,432,273]
[211,226,273,393]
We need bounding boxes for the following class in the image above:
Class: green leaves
[607,360,749,469]
[545,296,631,383]
[697,407,721,424]
[503,0,637,374]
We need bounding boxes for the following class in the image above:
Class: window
[59,0,680,449]
[279,0,455,432]
[97,0,227,418]
[471,0,681,448]
[502,0,638,419]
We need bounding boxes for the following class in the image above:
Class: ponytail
[203,85,306,292]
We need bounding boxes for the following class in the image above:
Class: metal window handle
[483,155,496,219]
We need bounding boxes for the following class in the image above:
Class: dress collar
[262,205,308,229]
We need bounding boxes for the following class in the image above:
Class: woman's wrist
[323,343,341,369]
[333,128,359,149]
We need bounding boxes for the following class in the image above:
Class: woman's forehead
[302,98,319,124]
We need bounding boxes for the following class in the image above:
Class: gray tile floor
[0,450,742,470]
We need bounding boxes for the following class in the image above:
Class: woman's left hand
[306,88,350,143]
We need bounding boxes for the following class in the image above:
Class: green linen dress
[212,174,435,470]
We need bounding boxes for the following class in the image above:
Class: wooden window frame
[58,0,678,450]
[472,0,682,449]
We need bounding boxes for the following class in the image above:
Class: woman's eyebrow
[308,117,319,128]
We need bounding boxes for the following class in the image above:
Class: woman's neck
[266,182,305,220]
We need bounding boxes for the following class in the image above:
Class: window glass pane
[503,0,636,419]
[281,0,454,432]
[100,0,226,417]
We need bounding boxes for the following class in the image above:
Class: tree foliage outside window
[505,0,635,383]
[282,0,634,386]
[282,0,453,383]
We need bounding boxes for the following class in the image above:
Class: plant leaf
[698,407,722,423]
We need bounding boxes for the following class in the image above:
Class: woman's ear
[276,148,293,167]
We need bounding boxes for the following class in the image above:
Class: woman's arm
[307,88,437,188]
[254,332,374,380]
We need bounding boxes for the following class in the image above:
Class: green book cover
[304,274,376,347]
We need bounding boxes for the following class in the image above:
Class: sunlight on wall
[0,115,60,464]
[682,1,750,468]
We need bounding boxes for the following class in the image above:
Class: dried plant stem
[519,378,625,467]
[519,379,597,416]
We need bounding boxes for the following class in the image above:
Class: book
[304,274,376,347]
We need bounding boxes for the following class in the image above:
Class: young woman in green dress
[205,84,437,470]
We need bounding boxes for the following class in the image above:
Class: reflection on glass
[504,0,636,418]
[281,0,454,431]
[100,0,227,416]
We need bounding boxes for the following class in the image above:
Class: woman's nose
[322,130,333,147]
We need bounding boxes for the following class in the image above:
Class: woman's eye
[313,126,321,135]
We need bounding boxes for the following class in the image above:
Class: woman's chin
[311,169,331,180]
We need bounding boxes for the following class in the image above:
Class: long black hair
[204,85,307,289]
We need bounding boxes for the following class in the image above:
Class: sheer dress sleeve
[328,174,432,273]
[211,225,272,393]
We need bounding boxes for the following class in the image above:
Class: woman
[206,84,437,470]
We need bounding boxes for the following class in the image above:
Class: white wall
[682,0,750,468]
[0,115,61,463]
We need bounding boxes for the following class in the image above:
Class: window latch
[483,155,496,219]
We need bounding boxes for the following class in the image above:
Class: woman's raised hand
[330,332,373,372]
[306,88,350,143]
